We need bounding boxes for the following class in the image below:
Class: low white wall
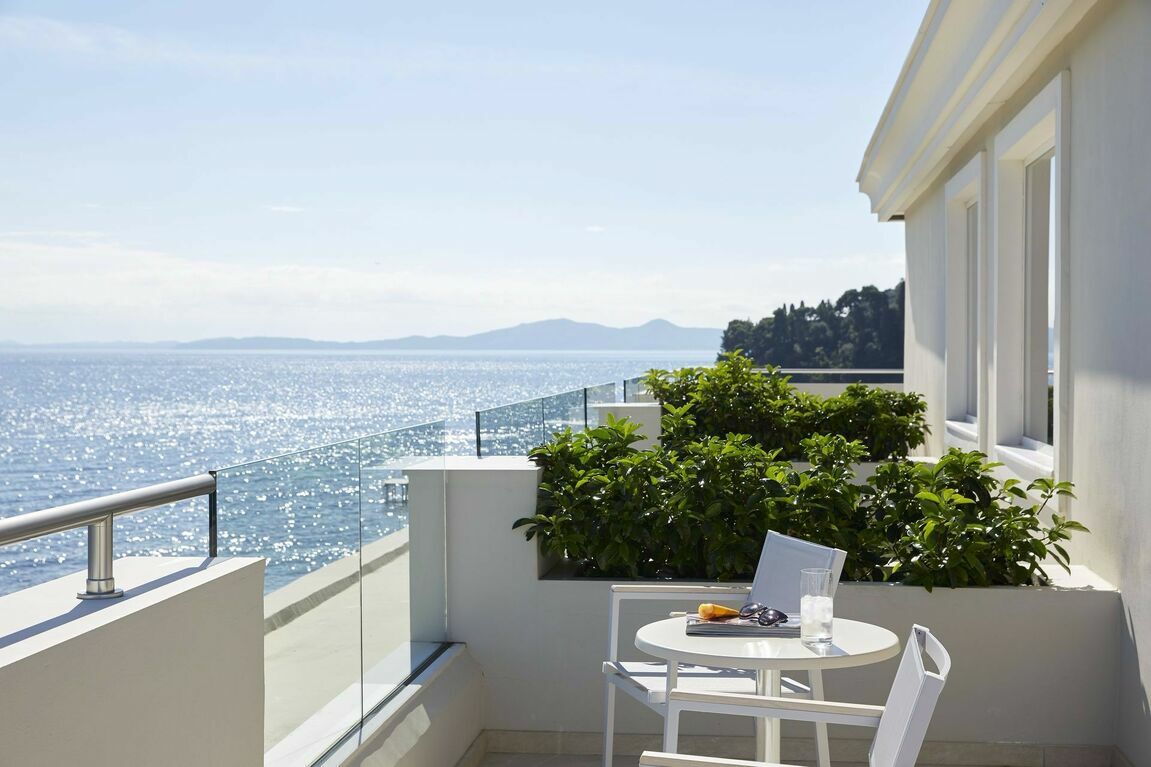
[342,645,484,767]
[437,457,1121,753]
[0,556,266,767]
[791,381,903,396]
[592,402,662,450]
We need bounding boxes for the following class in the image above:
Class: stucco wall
[0,557,265,767]
[1062,2,1151,761]
[897,0,1151,761]
[902,185,948,457]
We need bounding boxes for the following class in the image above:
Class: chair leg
[662,699,682,753]
[810,669,830,767]
[603,680,616,767]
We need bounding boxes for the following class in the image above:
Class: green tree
[722,281,905,368]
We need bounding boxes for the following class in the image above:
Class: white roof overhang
[857,0,1100,222]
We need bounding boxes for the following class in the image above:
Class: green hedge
[641,352,929,460]
[513,419,1086,589]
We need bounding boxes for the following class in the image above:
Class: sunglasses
[738,602,790,627]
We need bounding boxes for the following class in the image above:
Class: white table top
[635,617,901,671]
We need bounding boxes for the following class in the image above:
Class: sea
[0,349,712,595]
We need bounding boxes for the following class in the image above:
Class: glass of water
[800,568,834,645]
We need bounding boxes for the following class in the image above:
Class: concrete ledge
[0,557,265,767]
[341,644,484,767]
[265,641,445,767]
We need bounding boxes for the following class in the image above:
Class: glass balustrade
[475,383,620,457]
[215,421,447,765]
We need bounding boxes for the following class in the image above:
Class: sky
[0,1,927,343]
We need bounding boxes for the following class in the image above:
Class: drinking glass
[800,568,834,645]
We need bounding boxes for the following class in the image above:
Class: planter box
[417,456,1121,756]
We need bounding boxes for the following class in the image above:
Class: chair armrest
[611,583,751,598]
[669,689,884,728]
[640,752,765,767]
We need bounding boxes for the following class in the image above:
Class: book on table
[685,615,801,637]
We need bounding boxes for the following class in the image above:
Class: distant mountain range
[1,319,722,352]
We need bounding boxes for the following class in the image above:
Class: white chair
[646,624,951,767]
[602,531,847,767]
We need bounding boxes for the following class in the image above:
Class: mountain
[179,319,721,351]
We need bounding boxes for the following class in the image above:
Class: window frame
[988,72,1071,484]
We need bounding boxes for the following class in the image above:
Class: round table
[635,617,900,762]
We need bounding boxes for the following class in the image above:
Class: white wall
[434,457,1119,757]
[1060,2,1151,760]
[0,556,265,767]
[897,1,1151,761]
[592,402,662,449]
[903,185,949,457]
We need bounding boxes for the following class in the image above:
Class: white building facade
[859,0,1151,762]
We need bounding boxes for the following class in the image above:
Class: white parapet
[426,455,1121,760]
[0,556,265,767]
[591,402,663,449]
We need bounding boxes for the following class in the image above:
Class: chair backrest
[748,531,847,615]
[870,625,951,767]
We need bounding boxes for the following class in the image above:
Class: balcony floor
[482,757,639,767]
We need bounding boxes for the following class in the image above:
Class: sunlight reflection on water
[0,349,711,594]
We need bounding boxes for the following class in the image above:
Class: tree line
[721,281,904,368]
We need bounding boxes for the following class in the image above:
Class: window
[965,201,979,418]
[1023,151,1055,445]
[989,72,1068,482]
[943,153,983,446]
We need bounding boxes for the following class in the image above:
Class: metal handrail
[0,473,217,600]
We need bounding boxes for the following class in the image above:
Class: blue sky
[0,1,926,343]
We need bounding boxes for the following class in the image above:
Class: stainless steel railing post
[78,515,123,600]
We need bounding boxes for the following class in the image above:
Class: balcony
[0,369,1125,767]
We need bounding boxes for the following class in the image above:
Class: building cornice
[857,0,1100,222]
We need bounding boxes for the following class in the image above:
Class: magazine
[685,614,801,638]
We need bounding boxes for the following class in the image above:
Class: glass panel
[1048,165,1058,442]
[965,201,979,417]
[217,421,449,762]
[475,399,544,457]
[585,382,618,426]
[1024,152,1054,444]
[358,422,445,723]
[541,389,586,437]
[623,376,648,402]
[217,439,363,760]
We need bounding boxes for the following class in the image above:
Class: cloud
[263,205,306,214]
[0,232,904,342]
[0,15,324,76]
[583,225,606,234]
[0,230,109,239]
[0,14,782,103]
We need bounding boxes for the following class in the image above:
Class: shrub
[867,450,1086,589]
[514,420,1087,588]
[642,352,928,460]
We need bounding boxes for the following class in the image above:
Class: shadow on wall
[1119,598,1151,764]
[0,557,213,650]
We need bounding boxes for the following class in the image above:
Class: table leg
[755,669,782,762]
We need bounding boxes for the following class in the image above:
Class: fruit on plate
[697,603,739,620]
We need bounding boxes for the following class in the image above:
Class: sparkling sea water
[0,349,712,594]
